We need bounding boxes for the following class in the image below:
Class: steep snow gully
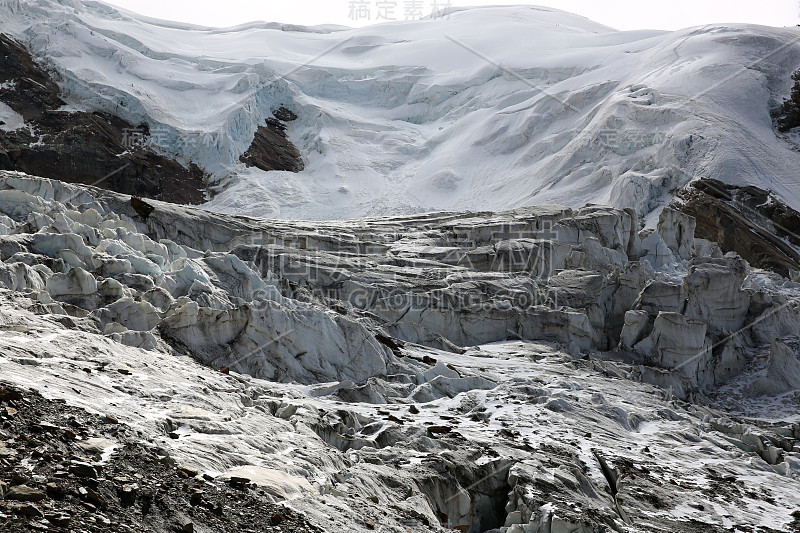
[1,173,800,532]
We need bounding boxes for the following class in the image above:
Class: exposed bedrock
[239,112,305,172]
[0,35,209,205]
[674,178,800,278]
[0,34,307,205]
[1,172,799,400]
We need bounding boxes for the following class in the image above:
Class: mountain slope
[1,1,799,220]
[0,33,208,204]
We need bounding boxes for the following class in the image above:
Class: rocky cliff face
[674,178,800,279]
[0,34,208,204]
[240,111,305,173]
[2,172,800,532]
[0,35,305,205]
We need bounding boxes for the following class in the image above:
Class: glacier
[0,171,799,531]
[1,0,799,220]
[2,2,800,532]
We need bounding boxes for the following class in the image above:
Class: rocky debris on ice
[1,173,800,532]
[0,383,318,532]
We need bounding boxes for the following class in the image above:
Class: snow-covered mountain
[2,0,799,221]
[5,4,800,532]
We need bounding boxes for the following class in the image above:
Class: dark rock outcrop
[130,197,155,220]
[674,178,800,278]
[0,383,318,533]
[239,108,304,172]
[0,34,207,205]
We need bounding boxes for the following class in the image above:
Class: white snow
[1,1,799,220]
[0,101,25,131]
